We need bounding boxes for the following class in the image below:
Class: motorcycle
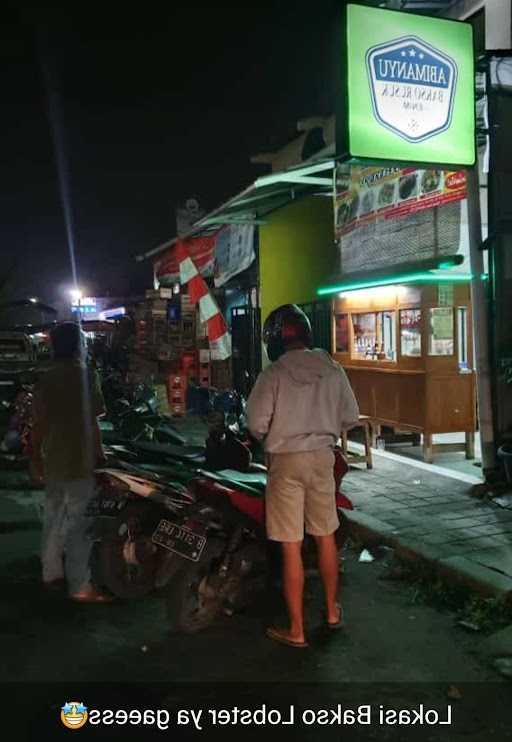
[0,373,35,471]
[89,446,352,633]
[101,371,187,446]
[163,451,352,632]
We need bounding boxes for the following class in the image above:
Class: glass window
[428,307,454,356]
[335,314,349,353]
[380,311,397,362]
[458,307,469,369]
[352,311,396,361]
[352,313,376,359]
[400,309,422,357]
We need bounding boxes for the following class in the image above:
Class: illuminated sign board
[71,296,96,307]
[340,4,475,166]
[71,297,98,315]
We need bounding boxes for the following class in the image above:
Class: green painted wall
[259,195,335,324]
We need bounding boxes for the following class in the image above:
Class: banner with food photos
[334,164,468,276]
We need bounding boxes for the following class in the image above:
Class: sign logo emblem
[366,35,457,143]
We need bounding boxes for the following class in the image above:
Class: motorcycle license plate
[152,519,206,562]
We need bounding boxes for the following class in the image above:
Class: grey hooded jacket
[247,348,359,454]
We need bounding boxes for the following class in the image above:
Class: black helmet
[263,304,313,362]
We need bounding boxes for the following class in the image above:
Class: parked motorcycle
[101,371,187,446]
[88,447,352,633]
[0,372,35,469]
[163,452,351,632]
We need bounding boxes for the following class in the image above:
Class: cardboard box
[148,298,167,309]
[146,288,173,299]
[168,322,182,337]
[181,294,194,311]
[157,345,173,361]
[182,318,195,337]
[196,324,207,340]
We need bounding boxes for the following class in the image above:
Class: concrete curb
[345,510,512,606]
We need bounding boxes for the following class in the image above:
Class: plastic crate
[170,403,185,417]
[199,362,210,388]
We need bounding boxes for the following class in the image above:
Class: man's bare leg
[314,533,340,624]
[279,540,305,642]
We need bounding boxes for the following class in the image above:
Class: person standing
[247,305,359,648]
[31,322,112,602]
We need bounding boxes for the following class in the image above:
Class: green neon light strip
[317,271,477,296]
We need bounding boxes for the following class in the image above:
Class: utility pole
[466,167,496,474]
[486,59,512,471]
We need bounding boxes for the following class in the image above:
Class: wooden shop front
[332,281,477,463]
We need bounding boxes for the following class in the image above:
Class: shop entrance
[332,283,481,479]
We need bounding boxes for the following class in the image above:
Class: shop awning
[136,158,335,263]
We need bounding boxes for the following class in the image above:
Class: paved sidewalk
[342,449,512,602]
[175,415,512,601]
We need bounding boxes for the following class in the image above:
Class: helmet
[263,304,313,362]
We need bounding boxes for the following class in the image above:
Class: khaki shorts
[265,448,339,542]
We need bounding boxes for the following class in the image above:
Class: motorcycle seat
[131,440,205,461]
[216,469,267,486]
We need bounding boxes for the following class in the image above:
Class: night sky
[1,2,341,308]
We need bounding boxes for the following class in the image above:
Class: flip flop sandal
[70,591,115,604]
[266,627,309,649]
[326,604,344,630]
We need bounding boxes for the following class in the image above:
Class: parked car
[0,331,36,364]
[0,299,57,369]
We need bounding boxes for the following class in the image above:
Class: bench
[340,415,373,470]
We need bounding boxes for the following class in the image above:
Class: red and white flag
[155,233,216,286]
[175,239,231,360]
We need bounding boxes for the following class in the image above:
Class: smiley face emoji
[61,702,88,729]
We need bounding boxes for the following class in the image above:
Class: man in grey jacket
[247,304,359,648]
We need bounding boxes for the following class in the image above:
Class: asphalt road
[0,475,510,741]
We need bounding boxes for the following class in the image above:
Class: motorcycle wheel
[336,510,350,550]
[165,540,224,633]
[92,504,160,600]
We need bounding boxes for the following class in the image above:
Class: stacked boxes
[180,293,196,349]
[135,318,147,353]
[180,293,194,317]
[148,299,168,317]
[181,351,199,384]
[199,349,211,388]
[166,373,187,417]
[196,318,208,340]
[146,288,173,300]
[137,288,199,361]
